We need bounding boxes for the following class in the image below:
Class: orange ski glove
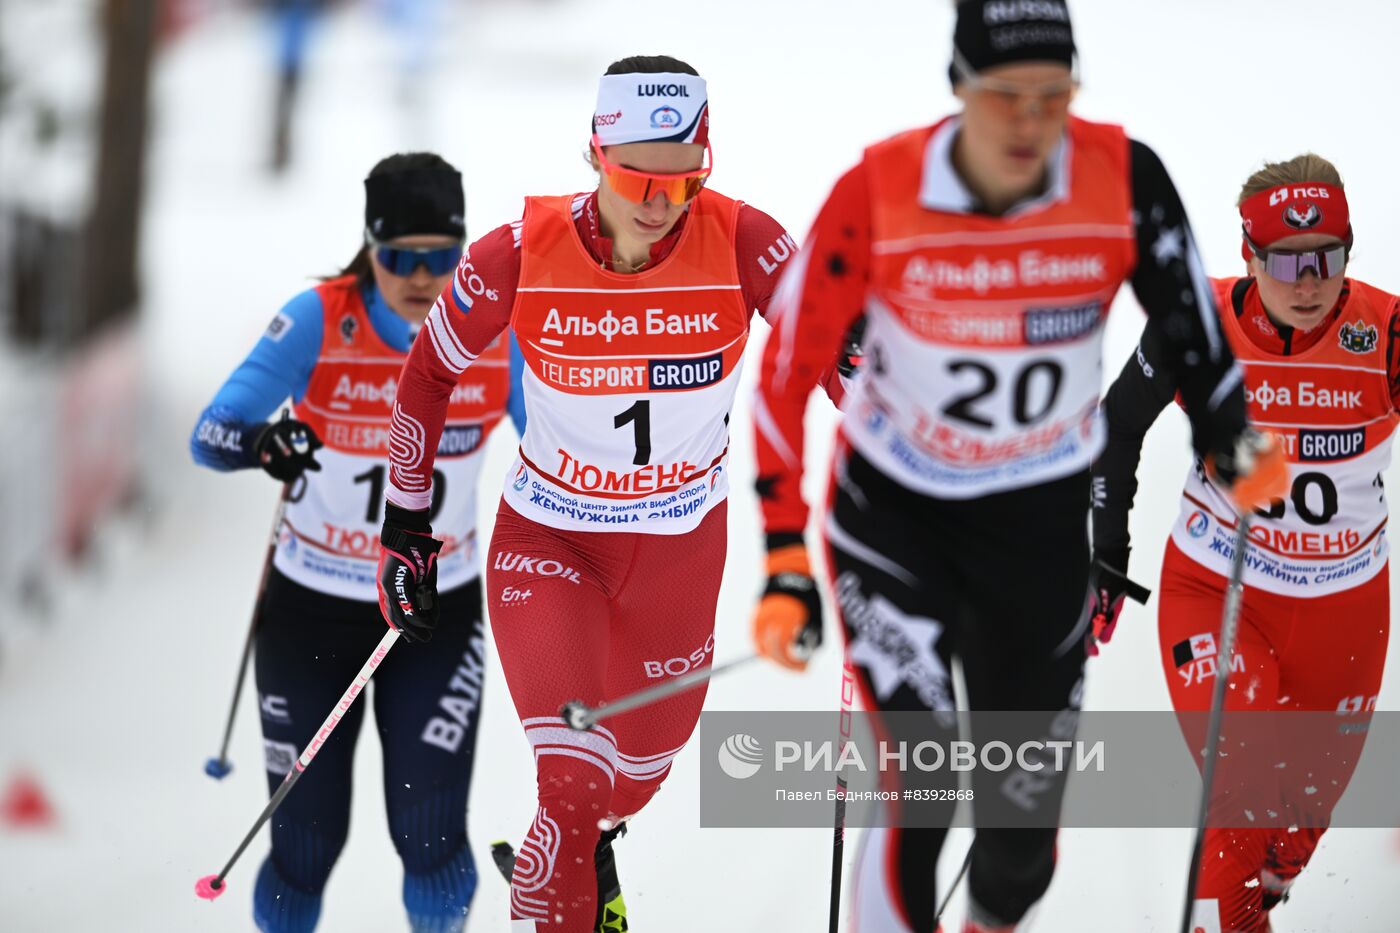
[752,541,823,671]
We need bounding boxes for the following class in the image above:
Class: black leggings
[826,449,1090,929]
[253,569,486,931]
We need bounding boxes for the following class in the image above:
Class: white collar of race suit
[917,115,1072,217]
[593,73,709,147]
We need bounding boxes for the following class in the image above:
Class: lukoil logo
[718,733,764,779]
[638,83,691,97]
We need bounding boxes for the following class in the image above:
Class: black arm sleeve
[1127,139,1246,461]
[1385,299,1400,412]
[1092,319,1180,572]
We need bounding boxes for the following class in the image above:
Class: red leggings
[1158,540,1389,932]
[486,500,727,931]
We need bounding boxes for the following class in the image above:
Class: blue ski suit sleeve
[190,289,324,471]
[507,330,527,436]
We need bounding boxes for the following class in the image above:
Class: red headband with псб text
[1239,182,1351,260]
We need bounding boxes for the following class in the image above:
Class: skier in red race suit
[748,1,1288,930]
[375,55,840,932]
[1093,153,1398,932]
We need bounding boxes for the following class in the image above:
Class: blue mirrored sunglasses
[370,238,463,276]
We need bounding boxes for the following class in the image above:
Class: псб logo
[1270,185,1332,206]
[718,733,764,780]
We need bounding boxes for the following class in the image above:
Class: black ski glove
[376,503,442,643]
[248,415,323,483]
[1086,549,1152,657]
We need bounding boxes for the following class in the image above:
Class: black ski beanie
[364,166,465,242]
[950,0,1076,87]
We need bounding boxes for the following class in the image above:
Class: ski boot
[595,822,628,931]
[490,822,628,932]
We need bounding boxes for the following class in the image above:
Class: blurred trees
[83,0,157,336]
[2,0,155,350]
[0,0,155,614]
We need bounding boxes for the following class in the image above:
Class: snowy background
[2,0,1399,930]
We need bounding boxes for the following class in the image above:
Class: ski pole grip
[1094,559,1152,605]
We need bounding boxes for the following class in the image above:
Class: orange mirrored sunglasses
[591,134,712,205]
[952,50,1078,120]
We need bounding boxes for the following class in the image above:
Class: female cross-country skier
[192,152,524,932]
[746,1,1287,930]
[1093,153,1396,932]
[374,56,841,932]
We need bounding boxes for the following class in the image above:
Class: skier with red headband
[375,55,840,932]
[746,1,1289,930]
[1093,153,1397,931]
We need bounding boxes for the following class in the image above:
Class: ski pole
[205,482,292,780]
[933,843,974,926]
[195,627,400,901]
[1178,515,1252,933]
[827,655,857,933]
[560,652,765,732]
